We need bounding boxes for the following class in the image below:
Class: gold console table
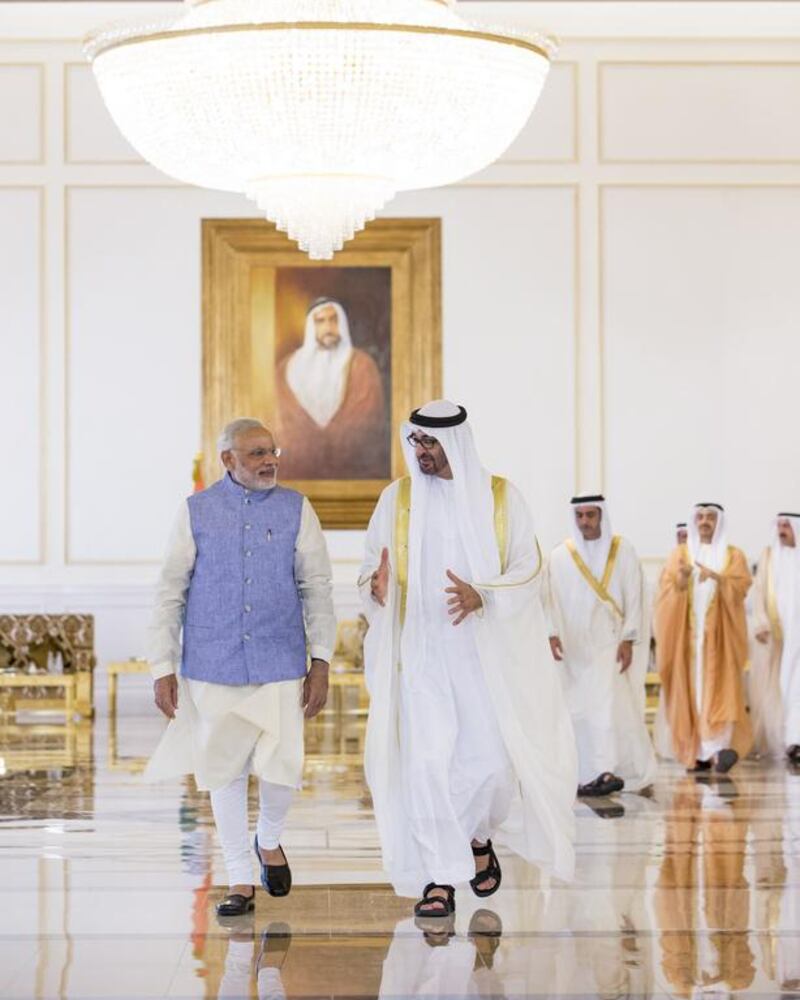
[0,613,95,719]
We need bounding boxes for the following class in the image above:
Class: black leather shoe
[216,889,255,917]
[254,836,292,897]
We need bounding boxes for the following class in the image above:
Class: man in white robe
[751,513,800,763]
[545,495,656,797]
[676,522,688,546]
[147,419,336,917]
[358,400,577,918]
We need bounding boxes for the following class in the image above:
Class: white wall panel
[0,188,42,562]
[64,63,141,164]
[602,185,800,559]
[600,63,800,163]
[391,185,576,551]
[66,186,250,563]
[502,62,577,163]
[0,65,42,163]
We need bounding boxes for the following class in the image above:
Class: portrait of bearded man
[276,297,388,480]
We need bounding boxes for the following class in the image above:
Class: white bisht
[358,402,577,895]
[751,513,800,753]
[545,497,657,791]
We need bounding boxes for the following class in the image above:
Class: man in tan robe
[750,513,800,762]
[655,503,752,773]
[276,297,387,479]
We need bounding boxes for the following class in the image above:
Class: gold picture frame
[202,217,442,528]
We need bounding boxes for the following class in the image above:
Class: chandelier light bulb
[86,0,555,259]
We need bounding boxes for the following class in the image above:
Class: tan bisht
[655,504,753,768]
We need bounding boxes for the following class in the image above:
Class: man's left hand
[696,563,719,583]
[445,570,483,626]
[617,640,634,673]
[303,659,329,718]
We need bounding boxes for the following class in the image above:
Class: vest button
[244,523,252,530]
[243,633,251,641]
[244,498,251,505]
[245,577,252,584]
[244,604,252,613]
[245,550,252,557]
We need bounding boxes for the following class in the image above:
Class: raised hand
[445,569,483,626]
[371,547,390,606]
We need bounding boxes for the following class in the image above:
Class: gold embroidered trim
[564,536,623,618]
[765,547,784,642]
[394,476,411,625]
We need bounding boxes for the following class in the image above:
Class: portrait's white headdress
[285,297,353,428]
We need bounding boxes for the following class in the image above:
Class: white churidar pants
[210,757,294,886]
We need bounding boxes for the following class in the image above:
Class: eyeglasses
[406,433,438,451]
[235,447,282,459]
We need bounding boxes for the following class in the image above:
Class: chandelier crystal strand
[86,0,555,259]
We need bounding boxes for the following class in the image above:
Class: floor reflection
[3,700,800,998]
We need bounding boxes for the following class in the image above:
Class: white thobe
[751,545,800,753]
[545,536,656,790]
[360,477,577,896]
[394,479,515,884]
[145,494,336,791]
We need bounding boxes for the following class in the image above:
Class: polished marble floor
[1,682,800,999]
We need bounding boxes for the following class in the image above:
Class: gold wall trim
[0,184,46,565]
[598,60,800,166]
[0,62,45,165]
[90,21,551,60]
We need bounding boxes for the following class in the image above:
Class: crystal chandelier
[86,0,554,259]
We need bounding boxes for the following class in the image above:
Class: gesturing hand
[303,659,329,719]
[445,570,483,626]
[549,636,564,661]
[154,674,178,719]
[371,547,390,606]
[696,563,719,584]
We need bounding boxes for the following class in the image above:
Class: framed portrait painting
[201,218,442,528]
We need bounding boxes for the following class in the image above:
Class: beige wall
[2,2,800,662]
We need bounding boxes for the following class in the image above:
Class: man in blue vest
[147,418,336,917]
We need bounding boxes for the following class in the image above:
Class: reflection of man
[750,513,800,762]
[655,776,754,997]
[655,503,752,774]
[545,495,656,798]
[276,297,386,479]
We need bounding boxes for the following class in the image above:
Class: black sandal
[787,745,800,762]
[413,882,456,917]
[470,840,502,898]
[253,836,292,897]
[688,759,712,773]
[215,887,255,916]
[714,749,738,774]
[579,773,624,798]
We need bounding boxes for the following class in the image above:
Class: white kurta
[360,477,577,897]
[545,536,656,791]
[145,493,336,791]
